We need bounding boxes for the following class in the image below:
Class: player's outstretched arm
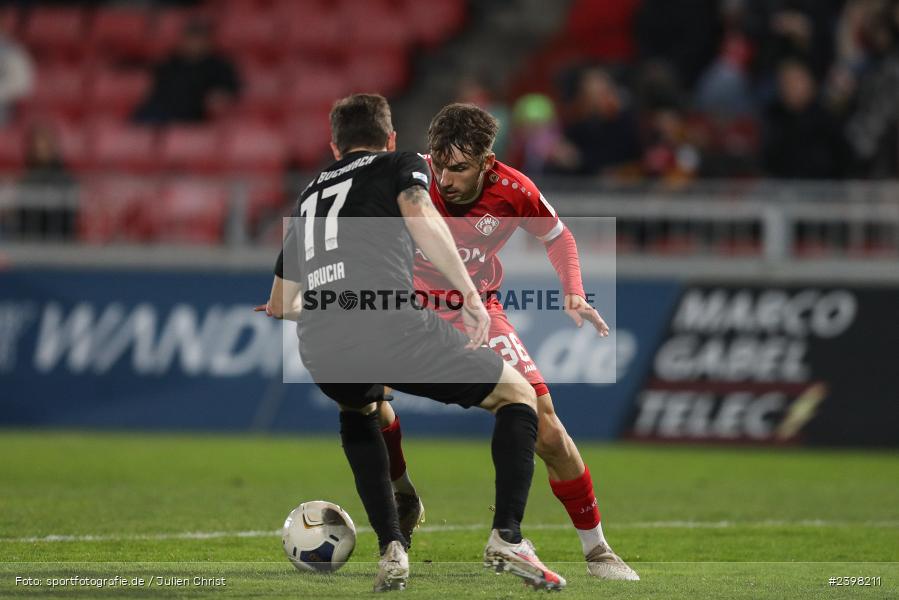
[397,185,489,348]
[538,225,609,336]
[254,275,303,321]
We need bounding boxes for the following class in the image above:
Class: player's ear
[329,142,342,161]
[386,131,397,152]
[484,153,496,172]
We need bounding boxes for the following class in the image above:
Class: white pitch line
[3,520,898,544]
[4,530,281,543]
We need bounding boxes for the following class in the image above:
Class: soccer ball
[282,500,356,573]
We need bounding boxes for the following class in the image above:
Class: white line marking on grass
[6,531,281,543]
[4,520,897,543]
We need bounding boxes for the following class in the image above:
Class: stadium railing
[1,176,898,282]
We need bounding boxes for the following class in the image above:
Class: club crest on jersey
[475,214,500,236]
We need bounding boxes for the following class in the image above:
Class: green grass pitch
[1,431,897,598]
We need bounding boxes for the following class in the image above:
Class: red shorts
[436,298,549,397]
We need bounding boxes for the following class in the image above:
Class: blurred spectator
[133,19,240,124]
[822,1,883,118]
[0,21,34,126]
[635,60,688,112]
[763,59,847,178]
[846,0,899,177]
[12,124,76,240]
[695,0,757,117]
[822,62,860,122]
[745,0,843,85]
[642,107,702,186]
[636,0,721,88]
[834,0,884,73]
[454,76,510,159]
[507,93,579,175]
[561,67,642,176]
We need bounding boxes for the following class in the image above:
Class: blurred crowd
[0,0,463,242]
[484,0,899,183]
[1,0,898,245]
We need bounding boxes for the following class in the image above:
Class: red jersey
[413,158,564,304]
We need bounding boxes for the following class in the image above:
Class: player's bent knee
[377,399,395,428]
[479,364,537,413]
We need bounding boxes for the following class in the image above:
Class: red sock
[548,465,600,530]
[380,415,407,481]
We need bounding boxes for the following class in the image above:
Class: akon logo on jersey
[416,247,487,264]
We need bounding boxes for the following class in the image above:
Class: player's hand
[564,294,609,336]
[253,302,282,319]
[461,295,491,349]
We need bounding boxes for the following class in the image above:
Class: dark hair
[427,103,498,165]
[329,94,393,155]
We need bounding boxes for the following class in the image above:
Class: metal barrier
[1,176,898,281]
[546,180,899,262]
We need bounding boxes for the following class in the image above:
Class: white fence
[1,177,898,282]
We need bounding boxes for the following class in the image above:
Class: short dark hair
[428,103,498,165]
[329,94,393,155]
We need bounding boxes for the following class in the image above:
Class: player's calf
[338,409,407,555]
[535,417,573,467]
[535,409,584,481]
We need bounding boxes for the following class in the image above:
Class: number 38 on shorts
[485,309,544,385]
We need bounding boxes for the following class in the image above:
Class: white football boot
[373,540,409,592]
[585,541,640,580]
[483,529,566,591]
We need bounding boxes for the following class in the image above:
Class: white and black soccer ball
[282,501,356,573]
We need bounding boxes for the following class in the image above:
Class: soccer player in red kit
[378,104,639,581]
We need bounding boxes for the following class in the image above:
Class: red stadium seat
[79,177,158,243]
[398,0,465,46]
[215,9,280,58]
[345,51,408,96]
[89,9,152,59]
[245,179,286,229]
[145,10,192,60]
[23,67,86,119]
[22,8,86,56]
[86,69,152,119]
[54,123,88,173]
[342,4,411,52]
[152,180,229,244]
[0,6,19,34]
[88,125,158,173]
[216,0,277,13]
[221,122,288,174]
[335,0,394,13]
[281,9,342,55]
[272,0,325,13]
[283,65,349,113]
[0,128,25,172]
[234,65,283,122]
[283,111,332,168]
[159,126,221,173]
